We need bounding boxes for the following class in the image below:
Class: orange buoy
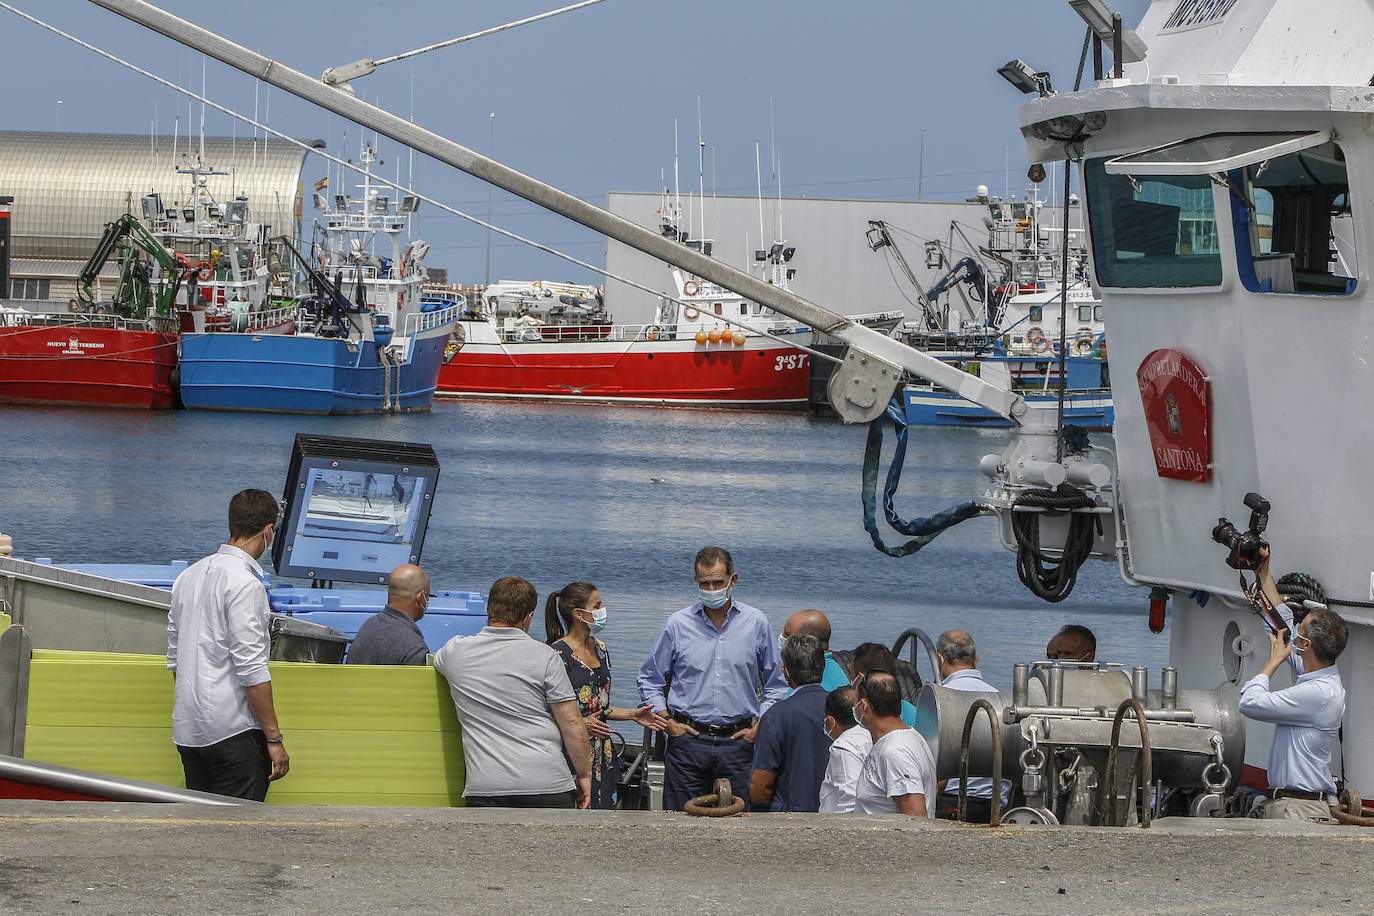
[733,331,747,346]
[695,330,709,345]
[721,329,733,343]
[708,329,722,344]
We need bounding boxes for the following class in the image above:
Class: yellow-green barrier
[24,650,465,806]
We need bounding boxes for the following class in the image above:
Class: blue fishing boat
[901,350,1113,429]
[177,146,459,413]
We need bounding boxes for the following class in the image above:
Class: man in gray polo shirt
[434,575,592,808]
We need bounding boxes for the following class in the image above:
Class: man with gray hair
[749,634,831,811]
[933,629,1010,821]
[1240,549,1348,821]
[347,563,431,665]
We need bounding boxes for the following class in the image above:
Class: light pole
[918,127,926,200]
[57,99,63,133]
[484,112,494,287]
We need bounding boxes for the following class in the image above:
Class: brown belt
[1268,787,1326,801]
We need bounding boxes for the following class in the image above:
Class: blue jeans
[664,732,754,811]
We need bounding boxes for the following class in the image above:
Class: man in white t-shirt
[852,670,937,818]
[819,685,872,813]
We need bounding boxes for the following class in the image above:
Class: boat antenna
[770,98,779,241]
[696,95,705,249]
[755,142,765,259]
[673,119,681,241]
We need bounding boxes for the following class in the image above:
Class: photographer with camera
[1235,543,1348,821]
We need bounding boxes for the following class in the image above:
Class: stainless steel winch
[916,660,1245,825]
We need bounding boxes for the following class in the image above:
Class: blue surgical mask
[777,633,788,653]
[587,607,608,635]
[699,586,731,610]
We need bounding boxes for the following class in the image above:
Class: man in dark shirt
[347,564,430,665]
[749,634,831,812]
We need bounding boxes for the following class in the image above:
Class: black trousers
[177,729,271,802]
[465,791,576,808]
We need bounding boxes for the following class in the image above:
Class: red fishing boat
[0,312,178,408]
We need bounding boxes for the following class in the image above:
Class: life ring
[646,325,662,341]
[683,306,700,320]
[1074,335,1095,354]
[1029,333,1050,355]
[683,280,700,297]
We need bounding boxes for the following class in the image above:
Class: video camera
[1211,492,1270,570]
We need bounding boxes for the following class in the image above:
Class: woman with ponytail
[545,582,668,808]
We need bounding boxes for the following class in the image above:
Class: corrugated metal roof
[0,131,321,260]
[10,258,118,279]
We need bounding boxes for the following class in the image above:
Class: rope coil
[1010,485,1098,603]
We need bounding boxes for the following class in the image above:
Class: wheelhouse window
[1084,158,1222,288]
[1094,130,1354,295]
[1231,141,1355,295]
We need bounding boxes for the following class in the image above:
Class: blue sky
[1,0,1148,284]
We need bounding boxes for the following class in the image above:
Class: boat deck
[3,801,1370,914]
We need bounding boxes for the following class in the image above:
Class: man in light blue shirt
[638,546,788,811]
[930,630,1011,821]
[780,609,849,693]
[1239,553,1347,821]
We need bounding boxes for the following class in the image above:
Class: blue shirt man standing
[638,546,788,811]
[749,634,832,812]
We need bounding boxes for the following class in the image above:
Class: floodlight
[1069,0,1148,64]
[755,249,767,261]
[399,195,419,213]
[372,195,389,213]
[313,193,329,211]
[141,193,162,221]
[334,194,348,210]
[226,200,248,224]
[182,207,196,222]
[998,59,1044,95]
[782,246,796,262]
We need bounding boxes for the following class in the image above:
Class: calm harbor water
[2,400,1170,711]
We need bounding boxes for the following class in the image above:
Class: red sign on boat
[1137,348,1211,483]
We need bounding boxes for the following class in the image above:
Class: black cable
[1011,486,1098,602]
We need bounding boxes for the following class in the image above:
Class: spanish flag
[314,177,328,191]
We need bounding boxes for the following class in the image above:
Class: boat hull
[0,324,178,409]
[436,325,812,408]
[901,386,1115,429]
[179,325,452,414]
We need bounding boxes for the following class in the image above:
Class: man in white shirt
[1239,552,1347,821]
[931,630,1010,821]
[852,671,937,818]
[434,575,592,808]
[818,685,871,813]
[167,488,288,801]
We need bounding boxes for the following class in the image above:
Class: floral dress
[554,638,617,809]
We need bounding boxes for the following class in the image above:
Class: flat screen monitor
[272,434,440,584]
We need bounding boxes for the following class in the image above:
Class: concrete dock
[2,802,1372,914]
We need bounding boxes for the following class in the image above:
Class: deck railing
[403,303,466,335]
